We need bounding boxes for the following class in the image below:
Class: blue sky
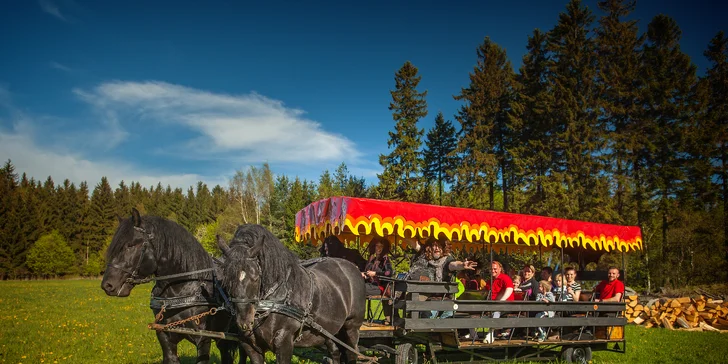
[1,0,725,191]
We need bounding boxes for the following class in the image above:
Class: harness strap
[130,268,216,285]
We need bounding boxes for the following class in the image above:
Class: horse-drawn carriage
[102,196,641,364]
[295,196,642,363]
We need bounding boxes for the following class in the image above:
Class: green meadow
[1,280,727,363]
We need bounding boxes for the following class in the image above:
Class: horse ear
[131,208,142,227]
[116,214,124,224]
[217,235,231,255]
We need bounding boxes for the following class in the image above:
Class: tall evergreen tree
[701,31,728,267]
[545,0,608,221]
[595,0,644,223]
[114,181,134,218]
[453,37,516,210]
[317,170,335,199]
[87,177,116,254]
[639,14,699,285]
[378,61,427,202]
[513,30,556,215]
[422,112,458,205]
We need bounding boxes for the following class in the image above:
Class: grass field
[1,280,728,363]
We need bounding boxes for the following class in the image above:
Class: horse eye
[239,271,246,282]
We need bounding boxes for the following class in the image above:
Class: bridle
[106,225,155,295]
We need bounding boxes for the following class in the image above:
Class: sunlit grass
[1,280,727,363]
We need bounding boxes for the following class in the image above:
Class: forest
[0,0,726,292]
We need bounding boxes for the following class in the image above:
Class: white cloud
[49,61,73,72]
[0,125,225,191]
[75,81,360,164]
[39,0,69,22]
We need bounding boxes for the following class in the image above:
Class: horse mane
[229,225,300,294]
[107,216,212,274]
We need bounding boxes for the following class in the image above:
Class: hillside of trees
[1,0,726,291]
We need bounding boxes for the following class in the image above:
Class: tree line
[377,0,726,290]
[0,0,725,291]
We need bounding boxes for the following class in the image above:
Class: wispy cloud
[39,0,69,22]
[74,81,361,164]
[0,123,225,190]
[49,61,73,72]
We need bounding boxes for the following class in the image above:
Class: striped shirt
[564,281,582,301]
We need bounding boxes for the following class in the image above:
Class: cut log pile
[625,295,728,332]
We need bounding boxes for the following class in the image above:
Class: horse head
[218,235,260,333]
[101,208,158,297]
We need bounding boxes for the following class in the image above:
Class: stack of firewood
[624,295,728,332]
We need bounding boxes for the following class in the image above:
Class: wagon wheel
[395,343,418,364]
[561,345,592,364]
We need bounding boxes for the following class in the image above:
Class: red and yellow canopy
[295,197,642,253]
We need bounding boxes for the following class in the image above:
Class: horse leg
[241,341,265,364]
[272,329,295,364]
[336,320,361,364]
[192,336,212,364]
[324,338,342,364]
[216,339,236,364]
[156,332,182,364]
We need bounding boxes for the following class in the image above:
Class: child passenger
[535,280,555,342]
[512,274,522,292]
[552,273,568,301]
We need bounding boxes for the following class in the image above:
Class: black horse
[319,235,367,272]
[218,224,366,364]
[101,208,240,364]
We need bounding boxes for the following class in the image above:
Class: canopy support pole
[539,245,543,269]
[560,247,565,287]
[489,240,494,300]
[622,251,626,288]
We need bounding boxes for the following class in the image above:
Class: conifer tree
[513,30,556,215]
[378,61,427,202]
[595,0,644,222]
[317,170,335,199]
[639,14,699,285]
[701,31,728,266]
[422,112,458,205]
[545,0,607,220]
[87,177,116,254]
[453,37,516,210]
[114,181,133,219]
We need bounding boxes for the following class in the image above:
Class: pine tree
[422,112,458,205]
[87,177,117,253]
[317,170,335,199]
[378,61,427,202]
[639,14,699,286]
[114,181,134,219]
[701,31,728,267]
[453,37,516,210]
[595,0,644,223]
[545,0,608,221]
[513,30,556,215]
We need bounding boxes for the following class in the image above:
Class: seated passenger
[362,237,394,324]
[404,237,477,319]
[594,266,624,303]
[564,267,582,302]
[481,261,515,342]
[541,266,554,284]
[552,273,568,301]
[512,274,522,292]
[535,280,556,342]
[320,235,367,272]
[519,264,539,300]
[405,237,477,283]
